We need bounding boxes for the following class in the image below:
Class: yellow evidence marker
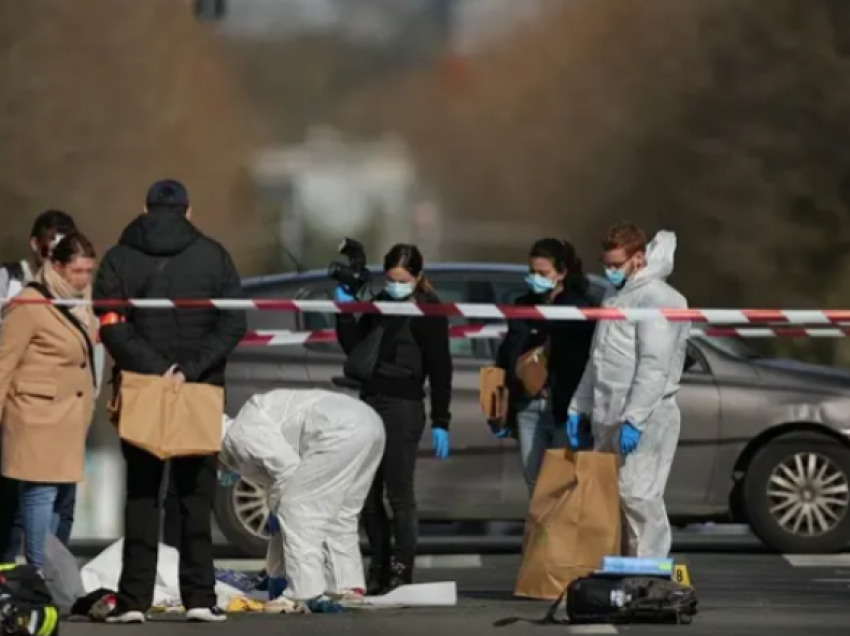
[673,563,692,587]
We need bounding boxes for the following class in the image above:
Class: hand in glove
[334,286,355,302]
[432,428,450,459]
[266,514,281,536]
[218,469,240,487]
[566,413,582,450]
[619,422,641,456]
[490,423,512,439]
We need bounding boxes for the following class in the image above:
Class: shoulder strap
[27,282,97,388]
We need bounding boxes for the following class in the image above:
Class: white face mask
[384,281,415,299]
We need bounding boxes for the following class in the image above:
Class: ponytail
[415,275,438,301]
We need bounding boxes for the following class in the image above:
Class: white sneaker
[186,607,227,623]
[263,595,307,615]
[105,610,146,624]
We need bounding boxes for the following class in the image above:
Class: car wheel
[744,435,850,553]
[213,478,270,558]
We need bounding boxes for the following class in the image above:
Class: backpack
[545,574,698,625]
[0,564,60,636]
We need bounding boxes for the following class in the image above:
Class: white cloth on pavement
[80,539,245,608]
[570,230,690,558]
[220,389,385,600]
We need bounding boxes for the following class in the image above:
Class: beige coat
[0,287,97,482]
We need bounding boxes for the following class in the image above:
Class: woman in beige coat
[0,232,97,570]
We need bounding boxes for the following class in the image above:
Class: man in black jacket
[94,180,246,623]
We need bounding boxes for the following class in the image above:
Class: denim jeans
[21,483,76,569]
[516,398,569,494]
[0,481,76,562]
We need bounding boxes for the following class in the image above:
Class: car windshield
[692,333,763,360]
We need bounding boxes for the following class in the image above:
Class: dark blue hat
[145,179,190,210]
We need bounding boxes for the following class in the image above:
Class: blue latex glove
[218,469,240,487]
[432,428,450,459]
[334,285,355,302]
[268,577,288,601]
[266,514,281,536]
[566,413,581,450]
[620,422,641,456]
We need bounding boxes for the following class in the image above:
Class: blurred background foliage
[3,0,850,363]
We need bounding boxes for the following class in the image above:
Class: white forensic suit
[220,389,386,600]
[569,231,690,557]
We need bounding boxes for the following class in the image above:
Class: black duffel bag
[546,574,698,626]
[0,565,60,636]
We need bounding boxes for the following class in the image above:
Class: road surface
[65,550,850,636]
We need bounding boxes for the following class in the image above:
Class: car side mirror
[331,376,361,390]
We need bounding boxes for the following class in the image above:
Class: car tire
[213,480,270,558]
[744,434,850,554]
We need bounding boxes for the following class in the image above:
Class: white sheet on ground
[79,539,244,608]
[364,582,457,607]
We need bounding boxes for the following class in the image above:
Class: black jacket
[93,211,247,387]
[496,286,596,422]
[336,290,453,430]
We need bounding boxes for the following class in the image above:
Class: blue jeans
[0,481,76,562]
[20,483,76,569]
[516,398,569,494]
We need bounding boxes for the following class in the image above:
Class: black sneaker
[186,607,227,623]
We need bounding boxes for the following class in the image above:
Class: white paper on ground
[364,582,457,607]
[79,539,244,608]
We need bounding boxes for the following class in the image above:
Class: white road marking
[784,554,850,567]
[811,578,850,583]
[564,626,618,634]
[213,554,484,572]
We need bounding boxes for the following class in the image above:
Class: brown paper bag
[514,450,621,600]
[117,371,224,460]
[515,344,549,398]
[479,366,508,427]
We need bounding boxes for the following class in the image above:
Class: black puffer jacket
[94,211,247,387]
[496,286,596,422]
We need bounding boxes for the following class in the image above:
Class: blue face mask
[385,281,415,300]
[605,267,627,288]
[525,274,557,295]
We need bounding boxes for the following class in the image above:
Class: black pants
[161,462,181,549]
[361,395,425,571]
[118,441,217,611]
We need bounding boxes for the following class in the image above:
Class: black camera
[328,238,371,295]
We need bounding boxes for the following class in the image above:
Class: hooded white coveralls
[220,389,386,600]
[569,231,690,558]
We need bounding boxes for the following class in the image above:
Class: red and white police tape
[239,325,850,346]
[11,295,850,325]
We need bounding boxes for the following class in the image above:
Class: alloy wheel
[232,479,270,539]
[767,452,850,537]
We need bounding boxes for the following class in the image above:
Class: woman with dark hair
[0,232,98,571]
[335,243,452,597]
[495,238,596,494]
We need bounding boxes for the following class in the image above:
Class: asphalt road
[64,550,850,636]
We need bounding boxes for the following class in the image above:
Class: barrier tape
[238,325,850,347]
[12,295,850,324]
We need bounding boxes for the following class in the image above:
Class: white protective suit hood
[570,230,690,559]
[622,230,677,291]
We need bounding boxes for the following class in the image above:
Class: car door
[488,273,535,518]
[665,342,722,510]
[415,272,507,519]
[224,280,311,417]
[299,282,350,390]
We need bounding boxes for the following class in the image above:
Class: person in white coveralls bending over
[220,388,385,613]
[567,223,690,559]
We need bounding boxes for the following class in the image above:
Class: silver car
[214,263,850,555]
